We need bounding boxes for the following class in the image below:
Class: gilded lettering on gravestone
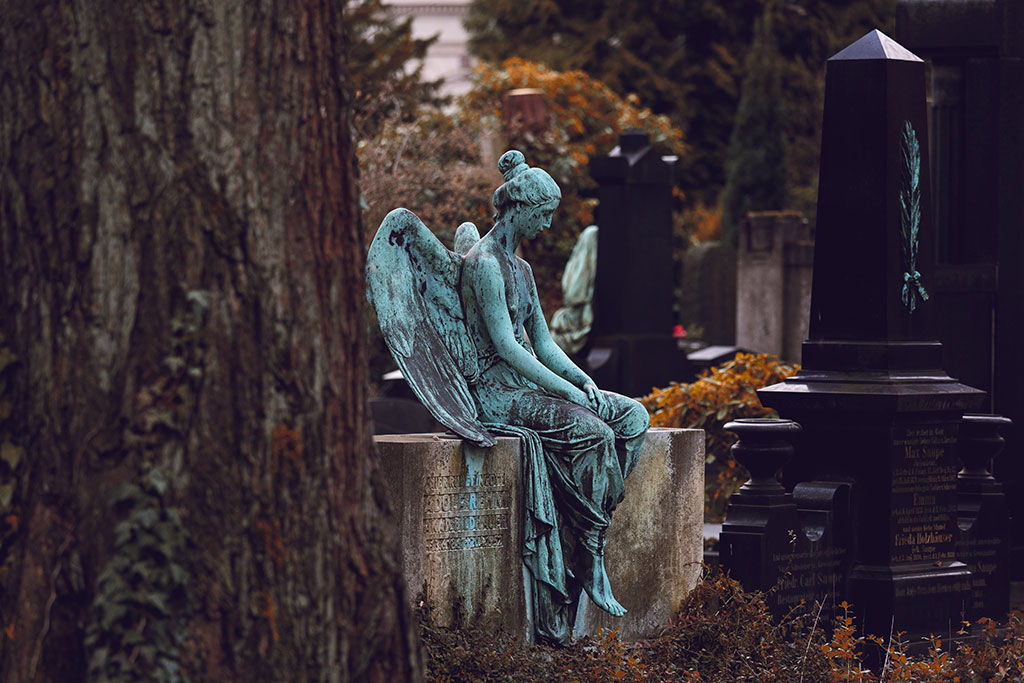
[890,424,958,563]
[772,548,846,608]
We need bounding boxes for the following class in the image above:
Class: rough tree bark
[0,1,421,681]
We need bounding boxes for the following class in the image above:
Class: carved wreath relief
[900,120,929,314]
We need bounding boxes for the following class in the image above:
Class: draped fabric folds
[478,361,649,644]
[485,424,573,642]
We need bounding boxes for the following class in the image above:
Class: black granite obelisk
[759,31,986,644]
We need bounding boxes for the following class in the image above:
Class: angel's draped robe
[465,259,649,645]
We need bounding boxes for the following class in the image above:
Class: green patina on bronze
[900,120,928,314]
[366,150,649,645]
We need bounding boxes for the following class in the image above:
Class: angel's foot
[581,551,627,617]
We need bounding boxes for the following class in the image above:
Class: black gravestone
[586,131,690,396]
[370,397,439,436]
[719,419,804,597]
[720,419,852,617]
[758,31,985,645]
[896,0,1024,580]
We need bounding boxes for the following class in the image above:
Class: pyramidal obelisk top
[829,29,924,63]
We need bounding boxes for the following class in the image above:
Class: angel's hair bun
[491,149,561,220]
[498,150,529,182]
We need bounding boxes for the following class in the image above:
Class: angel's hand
[584,382,609,418]
[562,385,592,410]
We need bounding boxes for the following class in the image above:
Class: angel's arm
[523,262,608,414]
[467,256,591,407]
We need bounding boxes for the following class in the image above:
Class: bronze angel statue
[366,150,649,645]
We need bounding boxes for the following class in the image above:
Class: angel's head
[492,150,561,238]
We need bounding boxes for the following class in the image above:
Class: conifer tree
[347,0,444,138]
[720,2,788,245]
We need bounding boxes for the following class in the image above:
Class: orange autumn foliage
[463,58,686,169]
[682,202,723,244]
[641,352,799,518]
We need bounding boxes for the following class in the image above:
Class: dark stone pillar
[720,418,853,614]
[720,419,803,597]
[586,130,689,396]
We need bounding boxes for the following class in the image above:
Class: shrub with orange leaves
[462,58,686,174]
[641,352,799,520]
[682,202,723,244]
[820,601,875,682]
[357,104,495,250]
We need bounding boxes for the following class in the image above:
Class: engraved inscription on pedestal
[892,575,972,600]
[422,470,511,553]
[890,424,959,563]
[960,537,1000,607]
[773,548,846,609]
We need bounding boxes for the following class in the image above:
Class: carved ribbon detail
[899,120,928,313]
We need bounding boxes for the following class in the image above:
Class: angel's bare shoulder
[462,242,501,274]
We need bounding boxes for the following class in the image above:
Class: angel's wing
[366,209,495,447]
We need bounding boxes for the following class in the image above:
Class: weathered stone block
[574,427,705,640]
[376,434,528,638]
[735,211,812,363]
[374,427,704,643]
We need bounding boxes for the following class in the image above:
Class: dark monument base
[760,341,984,641]
[721,491,850,614]
[719,494,801,595]
[848,562,971,643]
[959,484,1011,621]
[586,334,691,398]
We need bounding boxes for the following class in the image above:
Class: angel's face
[516,199,559,240]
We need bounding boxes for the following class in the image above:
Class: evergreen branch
[899,121,927,313]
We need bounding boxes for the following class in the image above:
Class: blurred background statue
[549,225,598,355]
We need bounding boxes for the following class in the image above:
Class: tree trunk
[0,1,421,680]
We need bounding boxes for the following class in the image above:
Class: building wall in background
[387,0,475,98]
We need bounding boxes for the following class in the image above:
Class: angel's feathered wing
[366,208,496,447]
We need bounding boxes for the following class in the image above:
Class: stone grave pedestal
[375,428,704,642]
[957,414,1013,620]
[720,419,852,615]
[735,211,813,363]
